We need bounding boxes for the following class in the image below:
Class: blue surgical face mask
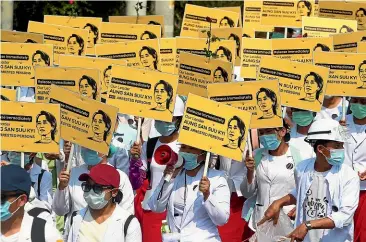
[322,148,345,166]
[107,144,118,158]
[259,133,281,151]
[350,103,366,119]
[292,111,314,127]
[83,189,113,210]
[180,152,201,171]
[155,120,177,136]
[1,196,21,221]
[81,148,102,166]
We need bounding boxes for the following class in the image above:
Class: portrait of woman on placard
[296,0,312,21]
[88,110,112,145]
[356,8,366,31]
[339,25,354,33]
[102,65,112,94]
[32,50,50,67]
[223,116,245,152]
[357,60,366,89]
[299,72,324,103]
[140,31,157,40]
[228,33,240,58]
[215,46,233,63]
[219,16,235,27]
[213,67,229,83]
[139,46,158,70]
[79,75,98,100]
[35,111,58,145]
[313,43,331,52]
[83,23,99,48]
[150,80,173,113]
[256,87,282,121]
[67,34,85,55]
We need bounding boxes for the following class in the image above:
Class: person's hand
[130,142,142,159]
[287,223,308,242]
[245,155,255,173]
[339,120,347,127]
[287,207,296,220]
[199,176,210,201]
[359,171,366,181]
[163,165,182,179]
[58,169,70,190]
[1,161,10,166]
[44,153,60,160]
[257,200,282,226]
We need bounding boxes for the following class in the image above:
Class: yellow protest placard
[58,55,127,100]
[0,101,60,153]
[272,37,333,63]
[178,52,233,97]
[0,30,43,43]
[1,42,54,87]
[175,38,236,73]
[240,38,272,80]
[333,31,366,53]
[302,16,358,38]
[107,65,178,122]
[49,85,118,154]
[318,1,366,31]
[160,38,176,74]
[199,27,243,66]
[98,22,161,44]
[35,67,100,103]
[43,15,102,55]
[27,21,89,64]
[359,42,366,53]
[95,39,160,71]
[207,81,282,129]
[179,93,251,161]
[180,4,240,37]
[219,6,243,27]
[108,15,165,37]
[1,88,17,101]
[258,56,329,112]
[314,52,366,97]
[261,0,317,27]
[243,1,262,38]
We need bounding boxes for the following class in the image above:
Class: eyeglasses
[1,193,23,204]
[81,182,113,195]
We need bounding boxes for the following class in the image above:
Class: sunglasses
[81,182,113,195]
[1,193,23,204]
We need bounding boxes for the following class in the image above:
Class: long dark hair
[83,23,99,44]
[228,33,240,57]
[228,116,246,148]
[36,111,57,140]
[313,43,330,52]
[139,46,158,70]
[92,110,112,141]
[214,67,229,82]
[32,50,50,66]
[256,88,278,115]
[220,16,235,27]
[140,31,157,40]
[297,0,312,16]
[67,34,85,55]
[215,46,232,62]
[79,75,98,99]
[154,80,173,109]
[304,72,324,100]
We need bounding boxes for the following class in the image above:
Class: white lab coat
[344,114,366,190]
[290,158,359,242]
[289,126,315,160]
[29,163,53,211]
[218,156,246,195]
[52,164,134,240]
[67,206,141,242]
[148,167,230,242]
[315,99,349,122]
[1,211,62,241]
[241,147,297,231]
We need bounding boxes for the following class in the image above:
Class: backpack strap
[28,207,50,218]
[146,137,159,187]
[124,215,135,238]
[37,169,46,198]
[31,217,46,242]
[70,210,78,226]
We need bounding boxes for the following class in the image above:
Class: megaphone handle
[203,152,211,177]
[164,174,172,183]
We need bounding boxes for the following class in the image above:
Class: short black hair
[113,190,123,204]
[313,139,331,153]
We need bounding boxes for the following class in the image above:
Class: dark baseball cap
[79,164,120,188]
[1,164,32,196]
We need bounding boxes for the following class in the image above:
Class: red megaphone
[154,145,178,166]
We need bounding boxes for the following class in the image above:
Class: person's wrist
[304,221,312,231]
[203,191,210,201]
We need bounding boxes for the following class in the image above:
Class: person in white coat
[342,96,366,242]
[67,164,141,242]
[148,144,230,242]
[259,119,359,242]
[53,147,134,240]
[315,96,348,121]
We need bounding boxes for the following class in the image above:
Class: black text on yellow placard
[302,17,358,38]
[1,101,61,153]
[333,31,366,53]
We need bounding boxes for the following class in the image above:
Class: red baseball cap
[79,164,120,188]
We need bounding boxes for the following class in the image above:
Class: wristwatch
[305,221,313,230]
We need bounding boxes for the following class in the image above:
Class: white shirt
[290,158,359,242]
[140,139,180,210]
[29,163,53,210]
[1,233,18,242]
[315,99,349,122]
[17,87,35,102]
[78,209,111,242]
[290,126,315,160]
[344,114,366,190]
